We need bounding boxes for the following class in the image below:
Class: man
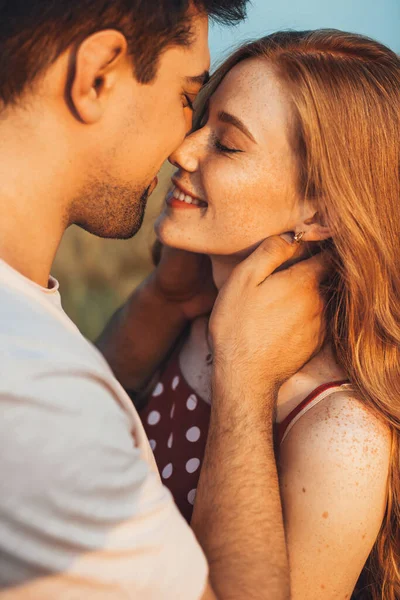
[0,1,324,598]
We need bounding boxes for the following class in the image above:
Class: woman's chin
[154,217,208,254]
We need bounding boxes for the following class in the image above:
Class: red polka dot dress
[140,350,211,523]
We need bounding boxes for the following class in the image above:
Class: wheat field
[53,163,175,340]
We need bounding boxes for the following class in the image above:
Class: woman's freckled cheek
[204,159,293,250]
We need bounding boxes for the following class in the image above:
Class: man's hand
[150,241,217,320]
[210,235,327,399]
[192,236,327,600]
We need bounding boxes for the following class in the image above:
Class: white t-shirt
[0,259,208,599]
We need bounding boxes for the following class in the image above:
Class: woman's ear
[69,30,128,124]
[296,205,332,242]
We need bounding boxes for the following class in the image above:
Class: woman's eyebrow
[218,110,256,143]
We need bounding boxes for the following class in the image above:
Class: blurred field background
[53,0,398,340]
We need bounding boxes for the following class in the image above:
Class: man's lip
[149,176,158,195]
[171,177,206,204]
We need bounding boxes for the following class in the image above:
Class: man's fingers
[236,235,300,284]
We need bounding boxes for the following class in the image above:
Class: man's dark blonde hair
[0,0,248,109]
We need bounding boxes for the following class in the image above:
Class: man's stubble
[70,177,151,240]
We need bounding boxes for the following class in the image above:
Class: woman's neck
[209,255,242,290]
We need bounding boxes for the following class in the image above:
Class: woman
[138,30,400,599]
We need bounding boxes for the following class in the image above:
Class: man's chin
[72,178,152,240]
[113,189,149,239]
[94,206,147,240]
[84,184,151,240]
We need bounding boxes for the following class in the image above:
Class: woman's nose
[168,130,203,173]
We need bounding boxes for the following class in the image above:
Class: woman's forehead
[210,58,292,142]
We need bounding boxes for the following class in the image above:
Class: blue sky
[209,0,399,63]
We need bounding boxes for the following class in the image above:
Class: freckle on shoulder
[304,390,391,454]
[322,391,387,428]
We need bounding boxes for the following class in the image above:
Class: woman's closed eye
[212,133,243,154]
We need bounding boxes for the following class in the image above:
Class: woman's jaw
[154,171,305,291]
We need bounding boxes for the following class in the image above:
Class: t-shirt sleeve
[0,371,208,599]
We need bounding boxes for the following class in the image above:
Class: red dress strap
[276,380,350,446]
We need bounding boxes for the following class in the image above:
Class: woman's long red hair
[195,30,400,598]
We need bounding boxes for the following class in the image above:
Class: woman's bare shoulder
[280,389,391,473]
[278,391,392,599]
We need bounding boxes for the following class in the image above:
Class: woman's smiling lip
[168,178,208,208]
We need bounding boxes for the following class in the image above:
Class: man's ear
[296,203,332,242]
[69,30,129,124]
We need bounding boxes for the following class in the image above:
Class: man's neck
[0,170,67,287]
[0,219,64,288]
[0,112,71,286]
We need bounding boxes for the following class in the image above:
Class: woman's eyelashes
[213,135,243,154]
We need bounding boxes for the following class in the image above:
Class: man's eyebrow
[185,71,210,86]
[218,110,256,143]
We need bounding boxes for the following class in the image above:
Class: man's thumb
[237,234,300,284]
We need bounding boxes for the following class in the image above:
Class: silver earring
[293,231,305,244]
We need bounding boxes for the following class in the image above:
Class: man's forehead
[184,12,210,82]
[157,13,210,84]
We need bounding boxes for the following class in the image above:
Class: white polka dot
[186,458,200,473]
[186,394,198,411]
[187,489,197,505]
[147,410,161,426]
[172,376,180,390]
[167,433,173,448]
[149,439,156,451]
[152,382,164,397]
[170,404,175,419]
[186,426,201,442]
[162,463,173,479]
